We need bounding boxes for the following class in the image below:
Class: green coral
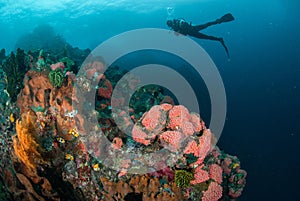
[49,69,64,88]
[175,170,193,188]
[1,48,30,102]
[60,57,74,72]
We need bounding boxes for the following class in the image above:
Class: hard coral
[190,166,209,185]
[209,164,223,184]
[141,105,166,132]
[159,131,183,151]
[184,129,212,165]
[131,104,205,150]
[167,105,191,130]
[202,181,223,201]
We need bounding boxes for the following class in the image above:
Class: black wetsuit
[170,19,222,41]
[168,17,232,59]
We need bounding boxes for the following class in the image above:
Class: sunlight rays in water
[0,0,200,22]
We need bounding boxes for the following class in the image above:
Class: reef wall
[0,51,246,201]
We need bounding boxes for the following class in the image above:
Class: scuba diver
[167,13,234,59]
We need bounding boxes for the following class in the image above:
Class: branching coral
[12,112,45,171]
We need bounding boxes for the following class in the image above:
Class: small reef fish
[232,163,239,169]
[65,154,74,161]
[68,128,79,138]
[57,137,65,143]
[92,163,100,171]
[9,113,15,123]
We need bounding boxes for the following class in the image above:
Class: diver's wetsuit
[167,13,234,58]
[171,18,222,41]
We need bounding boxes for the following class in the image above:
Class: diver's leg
[193,20,219,31]
[189,32,230,58]
[194,14,234,31]
[219,38,230,59]
[189,31,221,41]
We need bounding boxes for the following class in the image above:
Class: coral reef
[0,48,30,102]
[0,67,9,106]
[15,24,67,53]
[174,170,193,188]
[0,52,247,201]
[0,48,5,63]
[0,102,18,201]
[15,24,90,69]
[100,175,185,201]
[12,112,46,171]
[49,68,64,88]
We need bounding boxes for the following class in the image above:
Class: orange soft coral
[12,112,44,171]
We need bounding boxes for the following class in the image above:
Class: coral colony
[0,47,246,200]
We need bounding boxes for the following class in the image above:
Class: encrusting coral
[12,112,45,171]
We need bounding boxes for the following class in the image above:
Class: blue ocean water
[0,0,299,200]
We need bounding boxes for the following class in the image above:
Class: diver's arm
[171,19,180,32]
[172,19,189,35]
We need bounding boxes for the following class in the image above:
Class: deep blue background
[0,0,299,200]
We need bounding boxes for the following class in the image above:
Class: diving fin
[218,13,235,23]
[219,38,230,59]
